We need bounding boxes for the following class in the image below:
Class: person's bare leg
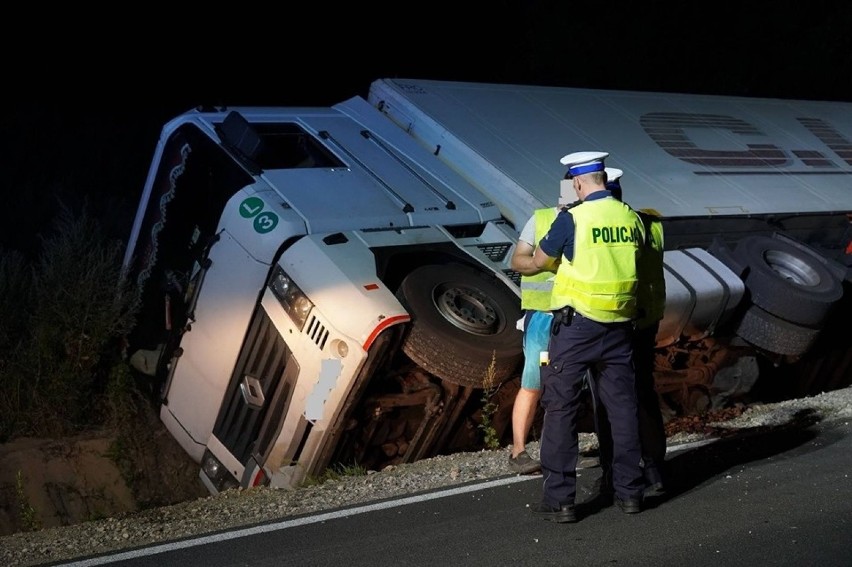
[511,387,541,457]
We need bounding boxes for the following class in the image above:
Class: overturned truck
[123,78,852,494]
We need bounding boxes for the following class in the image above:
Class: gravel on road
[3,386,852,567]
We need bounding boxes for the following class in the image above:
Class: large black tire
[734,235,843,327]
[396,263,523,388]
[735,304,820,356]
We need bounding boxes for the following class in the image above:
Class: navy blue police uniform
[535,156,646,518]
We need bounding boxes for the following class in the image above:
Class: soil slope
[0,410,207,536]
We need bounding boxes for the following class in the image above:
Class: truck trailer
[122,78,852,494]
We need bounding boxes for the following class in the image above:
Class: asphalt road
[65,415,852,567]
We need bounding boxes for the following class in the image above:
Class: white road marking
[60,475,537,566]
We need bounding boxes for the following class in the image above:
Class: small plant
[301,462,368,487]
[15,470,42,533]
[478,351,501,450]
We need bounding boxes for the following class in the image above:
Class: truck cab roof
[158,100,504,235]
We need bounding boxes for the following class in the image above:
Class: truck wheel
[735,304,820,356]
[734,235,843,327]
[396,263,523,388]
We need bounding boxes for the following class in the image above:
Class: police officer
[592,168,669,501]
[632,202,668,493]
[530,151,646,522]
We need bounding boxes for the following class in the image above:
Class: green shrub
[0,200,142,441]
[102,362,158,491]
[15,470,41,533]
[0,250,34,439]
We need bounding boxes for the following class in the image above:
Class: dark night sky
[3,2,852,257]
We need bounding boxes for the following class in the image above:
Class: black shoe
[616,497,642,514]
[531,502,577,523]
[643,464,667,497]
[644,480,666,498]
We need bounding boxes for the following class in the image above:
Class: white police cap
[560,151,609,177]
[604,167,623,182]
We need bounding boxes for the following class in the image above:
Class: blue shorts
[521,310,553,390]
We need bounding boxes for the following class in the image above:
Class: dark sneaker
[509,450,542,474]
[531,502,577,523]
[616,497,642,514]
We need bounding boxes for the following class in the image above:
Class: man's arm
[510,240,545,275]
[533,209,573,269]
[513,214,559,274]
[533,245,558,270]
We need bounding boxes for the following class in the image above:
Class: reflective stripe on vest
[550,198,644,322]
[519,207,558,311]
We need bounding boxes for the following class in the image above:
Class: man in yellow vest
[507,184,570,473]
[530,151,646,522]
[592,168,669,503]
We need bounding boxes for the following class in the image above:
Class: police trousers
[539,312,645,507]
[593,321,667,486]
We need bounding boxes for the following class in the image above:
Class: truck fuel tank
[657,248,746,347]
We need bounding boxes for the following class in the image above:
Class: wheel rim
[764,250,821,287]
[433,283,501,335]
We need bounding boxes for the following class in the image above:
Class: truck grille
[503,269,521,286]
[213,308,295,465]
[476,242,511,262]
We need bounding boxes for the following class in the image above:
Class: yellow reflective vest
[635,210,666,330]
[550,197,645,322]
[519,207,559,311]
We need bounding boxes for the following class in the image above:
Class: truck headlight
[270,265,313,330]
[201,450,239,493]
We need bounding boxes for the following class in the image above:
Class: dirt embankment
[0,410,208,537]
[0,400,800,537]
